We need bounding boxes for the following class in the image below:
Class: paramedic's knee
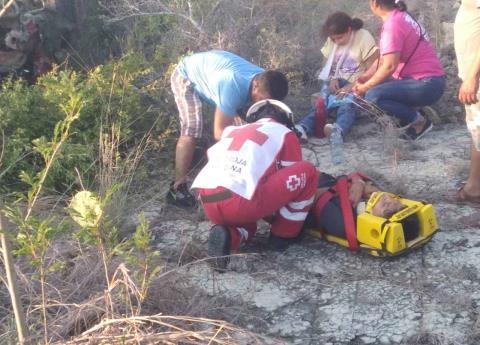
[298,161,319,194]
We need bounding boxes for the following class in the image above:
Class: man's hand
[459,76,479,105]
[348,179,365,208]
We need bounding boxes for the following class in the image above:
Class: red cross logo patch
[226,124,268,151]
[286,175,302,192]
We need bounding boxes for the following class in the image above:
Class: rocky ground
[119,2,479,344]
[127,111,480,345]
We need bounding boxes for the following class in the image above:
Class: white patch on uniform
[286,175,302,192]
[279,207,308,221]
[288,196,314,210]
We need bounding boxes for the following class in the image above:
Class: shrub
[0,52,176,194]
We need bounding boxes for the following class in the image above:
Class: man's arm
[213,107,235,140]
[459,47,480,105]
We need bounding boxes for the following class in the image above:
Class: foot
[457,186,480,204]
[295,125,308,143]
[444,186,480,207]
[403,119,433,141]
[323,123,334,138]
[207,225,231,271]
[166,182,197,208]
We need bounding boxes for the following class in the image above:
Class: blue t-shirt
[177,50,264,116]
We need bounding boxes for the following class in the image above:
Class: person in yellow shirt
[296,12,379,140]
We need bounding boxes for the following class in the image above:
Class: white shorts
[466,94,480,151]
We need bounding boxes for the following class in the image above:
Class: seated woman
[352,0,446,141]
[296,11,379,141]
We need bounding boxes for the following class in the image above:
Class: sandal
[445,186,480,207]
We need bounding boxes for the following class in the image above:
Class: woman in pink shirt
[353,0,446,140]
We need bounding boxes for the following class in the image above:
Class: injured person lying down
[304,172,439,256]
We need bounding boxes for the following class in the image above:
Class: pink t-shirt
[380,9,444,80]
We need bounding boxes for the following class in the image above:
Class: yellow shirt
[321,28,377,82]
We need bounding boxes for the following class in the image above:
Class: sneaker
[419,106,440,124]
[166,182,197,208]
[403,119,433,141]
[208,225,231,271]
[294,125,308,143]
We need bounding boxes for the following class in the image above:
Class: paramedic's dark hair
[254,70,289,101]
[373,0,407,11]
[322,12,364,39]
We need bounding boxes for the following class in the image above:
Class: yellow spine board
[308,197,439,256]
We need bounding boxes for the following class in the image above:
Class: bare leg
[174,135,197,188]
[463,142,480,198]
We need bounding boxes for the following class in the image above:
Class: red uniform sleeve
[277,131,302,167]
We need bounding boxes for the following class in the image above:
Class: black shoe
[268,234,298,252]
[166,182,197,208]
[208,225,231,271]
[402,119,433,141]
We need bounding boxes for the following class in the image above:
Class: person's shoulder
[356,28,375,39]
[390,9,409,25]
[321,38,333,56]
[322,37,333,48]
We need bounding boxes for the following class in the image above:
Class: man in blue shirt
[167,50,289,208]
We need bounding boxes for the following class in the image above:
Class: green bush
[0,52,175,194]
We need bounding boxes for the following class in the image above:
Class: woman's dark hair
[373,0,408,11]
[322,12,363,38]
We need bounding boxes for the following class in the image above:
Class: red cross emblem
[226,124,268,151]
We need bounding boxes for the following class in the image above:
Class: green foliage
[0,51,171,194]
[68,189,161,315]
[116,212,161,310]
[5,204,69,267]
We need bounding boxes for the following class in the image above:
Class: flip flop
[445,186,480,208]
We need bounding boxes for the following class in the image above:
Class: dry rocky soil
[125,2,480,344]
[132,114,480,345]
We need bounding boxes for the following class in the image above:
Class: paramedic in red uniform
[191,100,319,270]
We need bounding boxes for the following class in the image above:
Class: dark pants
[364,76,446,126]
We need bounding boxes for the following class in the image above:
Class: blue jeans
[363,76,446,126]
[299,79,357,136]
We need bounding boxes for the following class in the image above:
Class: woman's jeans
[299,78,357,136]
[363,76,446,126]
